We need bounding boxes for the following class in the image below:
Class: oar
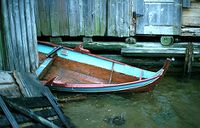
[1,96,60,128]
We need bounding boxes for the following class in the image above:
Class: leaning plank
[13,71,42,97]
[0,95,19,128]
[42,86,72,128]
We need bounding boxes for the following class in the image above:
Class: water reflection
[58,75,200,128]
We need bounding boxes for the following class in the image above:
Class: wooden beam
[0,95,19,128]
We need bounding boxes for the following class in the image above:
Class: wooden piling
[0,0,38,72]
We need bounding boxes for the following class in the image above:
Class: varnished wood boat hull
[36,41,171,93]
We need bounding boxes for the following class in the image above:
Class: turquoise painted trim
[48,77,159,93]
[38,44,157,78]
[35,58,53,77]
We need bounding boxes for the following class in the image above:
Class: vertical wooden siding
[0,0,38,72]
[35,0,135,37]
[0,14,4,70]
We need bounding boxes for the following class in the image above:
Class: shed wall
[0,0,38,72]
[35,0,136,37]
[182,1,200,27]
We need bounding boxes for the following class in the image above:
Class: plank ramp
[0,97,68,128]
[0,71,74,127]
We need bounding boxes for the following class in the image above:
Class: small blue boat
[36,41,171,93]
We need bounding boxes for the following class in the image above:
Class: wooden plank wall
[0,25,3,70]
[182,0,200,27]
[0,0,38,72]
[35,0,135,37]
[0,11,3,70]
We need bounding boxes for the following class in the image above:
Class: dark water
[58,75,200,128]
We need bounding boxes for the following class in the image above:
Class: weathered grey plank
[99,0,106,36]
[68,0,79,36]
[7,0,19,70]
[50,0,60,36]
[93,0,106,36]
[34,0,41,36]
[19,0,30,72]
[94,0,100,35]
[183,0,191,7]
[123,0,130,37]
[84,0,95,36]
[0,20,3,70]
[0,0,39,72]
[30,0,39,71]
[0,83,21,98]
[108,0,116,36]
[181,27,200,36]
[182,2,200,27]
[38,0,51,35]
[129,0,135,36]
[0,72,15,84]
[35,0,137,37]
[116,0,121,37]
[1,0,15,70]
[25,0,35,72]
[59,0,69,36]
[13,0,26,72]
[25,0,37,72]
[79,0,85,35]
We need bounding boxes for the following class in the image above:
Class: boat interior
[39,53,139,84]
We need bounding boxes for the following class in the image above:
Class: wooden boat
[36,41,172,93]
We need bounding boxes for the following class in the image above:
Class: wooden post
[0,0,38,72]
